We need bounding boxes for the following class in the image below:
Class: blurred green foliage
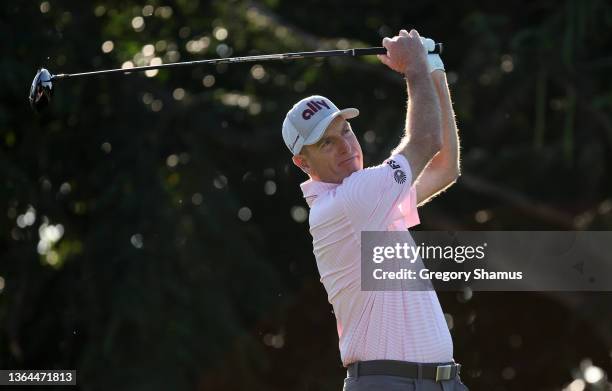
[1,0,612,390]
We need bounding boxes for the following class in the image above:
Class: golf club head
[29,68,53,113]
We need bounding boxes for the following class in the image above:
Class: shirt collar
[300,179,339,207]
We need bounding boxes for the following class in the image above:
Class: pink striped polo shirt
[300,154,453,367]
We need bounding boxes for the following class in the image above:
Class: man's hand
[377,29,429,78]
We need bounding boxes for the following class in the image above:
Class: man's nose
[337,138,352,155]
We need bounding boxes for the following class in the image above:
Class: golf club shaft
[51,44,442,80]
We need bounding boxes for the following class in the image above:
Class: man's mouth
[339,155,358,166]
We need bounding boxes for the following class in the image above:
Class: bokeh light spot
[131,16,145,32]
[130,234,143,249]
[142,44,155,56]
[202,75,215,87]
[213,175,228,189]
[250,65,265,80]
[191,193,203,206]
[238,207,252,222]
[172,88,185,100]
[101,40,114,53]
[290,206,308,223]
[94,5,106,16]
[213,27,228,41]
[166,154,179,167]
[151,100,163,112]
[264,180,276,195]
[142,5,154,16]
[584,365,604,384]
[40,1,50,13]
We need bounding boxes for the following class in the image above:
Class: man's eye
[343,128,352,134]
[321,140,331,147]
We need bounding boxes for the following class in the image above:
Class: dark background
[2,0,612,390]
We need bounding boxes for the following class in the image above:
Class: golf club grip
[353,43,443,56]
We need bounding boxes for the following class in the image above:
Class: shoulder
[340,154,413,190]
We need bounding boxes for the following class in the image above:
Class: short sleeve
[338,154,420,231]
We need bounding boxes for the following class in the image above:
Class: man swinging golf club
[282,29,466,390]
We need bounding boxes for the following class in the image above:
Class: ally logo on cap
[302,99,331,120]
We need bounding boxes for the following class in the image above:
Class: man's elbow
[447,164,461,185]
[454,157,462,179]
[425,134,443,161]
[438,161,460,188]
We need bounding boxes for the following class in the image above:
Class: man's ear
[292,154,311,175]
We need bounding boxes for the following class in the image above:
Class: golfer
[282,29,465,390]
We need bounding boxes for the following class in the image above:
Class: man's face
[293,116,363,183]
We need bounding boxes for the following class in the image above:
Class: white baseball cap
[282,95,359,155]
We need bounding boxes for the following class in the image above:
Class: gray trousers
[343,374,469,391]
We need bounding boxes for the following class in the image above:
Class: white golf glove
[420,37,445,73]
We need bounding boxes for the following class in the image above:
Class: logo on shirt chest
[386,159,407,184]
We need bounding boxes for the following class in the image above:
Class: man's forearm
[427,70,460,175]
[393,71,442,155]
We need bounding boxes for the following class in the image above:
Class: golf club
[29,43,442,112]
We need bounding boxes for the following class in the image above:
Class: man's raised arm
[414,70,461,206]
[378,29,442,184]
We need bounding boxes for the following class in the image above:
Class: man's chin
[348,160,363,173]
[339,165,360,180]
